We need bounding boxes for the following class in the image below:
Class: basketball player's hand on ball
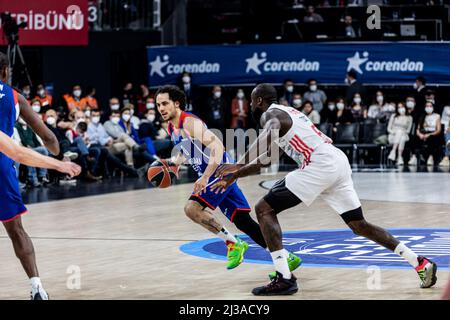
[215,164,243,178]
[193,175,209,195]
[210,173,237,194]
[59,161,82,177]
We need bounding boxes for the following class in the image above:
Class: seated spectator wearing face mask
[387,102,413,166]
[101,97,121,123]
[63,84,87,113]
[15,117,50,187]
[368,91,388,121]
[30,98,44,119]
[138,109,172,158]
[380,101,397,123]
[34,84,52,112]
[230,89,249,129]
[350,93,367,122]
[206,86,227,134]
[291,93,303,110]
[43,109,77,161]
[177,71,198,114]
[320,100,337,124]
[413,101,442,166]
[300,101,321,126]
[332,97,355,133]
[280,79,295,106]
[303,79,326,113]
[125,103,141,130]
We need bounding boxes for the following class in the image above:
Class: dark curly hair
[155,85,186,110]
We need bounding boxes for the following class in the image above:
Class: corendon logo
[245,52,320,75]
[346,51,424,74]
[149,55,221,78]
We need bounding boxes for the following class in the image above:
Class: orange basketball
[147,161,172,188]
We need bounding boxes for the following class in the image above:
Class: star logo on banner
[149,55,170,77]
[346,51,369,74]
[245,52,267,75]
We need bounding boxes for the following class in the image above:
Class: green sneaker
[226,239,249,270]
[268,252,302,280]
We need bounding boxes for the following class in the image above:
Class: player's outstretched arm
[0,130,81,177]
[18,93,60,156]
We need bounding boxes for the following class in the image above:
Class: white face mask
[353,97,361,104]
[406,101,415,109]
[23,89,30,96]
[147,114,156,122]
[146,103,155,110]
[376,95,384,103]
[182,76,191,84]
[398,108,406,115]
[286,85,294,93]
[111,104,120,111]
[413,83,418,89]
[91,116,100,124]
[425,106,433,114]
[293,99,302,107]
[309,85,317,92]
[214,91,221,98]
[73,90,82,98]
[237,92,244,99]
[32,104,41,113]
[122,114,131,122]
[85,110,91,118]
[337,102,345,110]
[328,104,335,111]
[111,117,120,125]
[38,89,45,97]
[46,116,56,126]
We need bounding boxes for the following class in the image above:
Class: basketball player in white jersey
[212,84,437,296]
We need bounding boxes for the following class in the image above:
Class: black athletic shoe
[30,291,49,300]
[252,272,298,296]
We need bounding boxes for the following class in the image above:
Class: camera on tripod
[1,12,27,45]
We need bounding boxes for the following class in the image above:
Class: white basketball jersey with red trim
[268,104,332,168]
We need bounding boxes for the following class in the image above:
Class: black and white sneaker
[252,272,298,296]
[30,286,49,300]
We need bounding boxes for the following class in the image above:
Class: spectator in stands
[178,71,198,114]
[101,97,121,123]
[85,86,98,110]
[300,101,321,125]
[15,117,50,187]
[279,79,295,106]
[424,90,441,114]
[21,84,32,102]
[303,6,324,23]
[350,93,367,122]
[303,79,326,113]
[413,76,427,115]
[320,100,337,124]
[414,101,442,166]
[291,93,303,110]
[230,89,249,129]
[122,82,136,107]
[43,109,77,161]
[342,15,361,38]
[332,97,354,132]
[139,109,172,157]
[125,103,141,130]
[380,102,397,123]
[63,84,87,112]
[439,118,450,167]
[34,84,52,112]
[30,98,44,119]
[405,96,420,124]
[137,84,151,115]
[206,86,227,134]
[368,91,388,121]
[387,102,413,165]
[345,70,366,105]
[145,97,156,112]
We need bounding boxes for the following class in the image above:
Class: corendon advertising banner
[0,0,88,46]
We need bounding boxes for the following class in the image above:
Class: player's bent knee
[255,199,274,218]
[184,201,204,222]
[342,207,367,235]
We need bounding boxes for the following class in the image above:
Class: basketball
[147,160,179,188]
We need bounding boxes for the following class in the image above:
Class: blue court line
[179,228,450,270]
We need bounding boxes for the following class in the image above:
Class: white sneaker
[439,157,449,167]
[408,155,417,165]
[31,285,49,300]
[397,158,404,166]
[388,150,396,161]
[64,151,78,160]
[427,156,434,166]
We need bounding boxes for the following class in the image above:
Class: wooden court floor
[0,173,448,300]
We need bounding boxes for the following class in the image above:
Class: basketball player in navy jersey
[213,83,437,295]
[0,52,68,299]
[155,85,301,274]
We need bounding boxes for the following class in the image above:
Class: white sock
[266,248,290,257]
[217,227,238,244]
[270,249,291,279]
[30,277,48,300]
[394,242,419,268]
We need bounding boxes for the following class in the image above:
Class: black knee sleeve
[232,211,267,249]
[341,206,364,224]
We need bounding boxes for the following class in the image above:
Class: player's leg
[3,216,49,299]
